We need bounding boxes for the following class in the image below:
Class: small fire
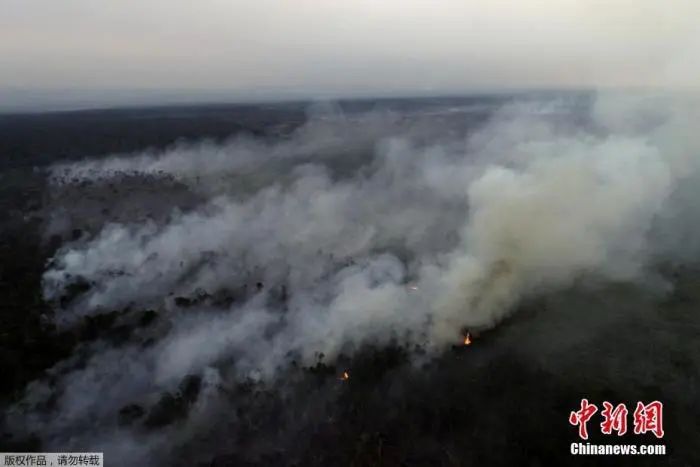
[340,371,350,381]
[463,333,472,346]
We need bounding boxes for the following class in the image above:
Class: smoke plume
[7,92,700,464]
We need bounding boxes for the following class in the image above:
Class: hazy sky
[1,0,698,108]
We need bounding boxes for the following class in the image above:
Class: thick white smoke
[10,92,700,464]
[43,94,698,359]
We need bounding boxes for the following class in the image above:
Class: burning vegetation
[463,332,472,346]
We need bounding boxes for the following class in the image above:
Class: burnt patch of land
[0,97,697,466]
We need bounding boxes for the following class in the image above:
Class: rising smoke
[7,92,700,465]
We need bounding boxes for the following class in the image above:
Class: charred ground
[1,99,698,466]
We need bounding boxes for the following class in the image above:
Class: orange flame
[341,371,350,381]
[463,333,472,346]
